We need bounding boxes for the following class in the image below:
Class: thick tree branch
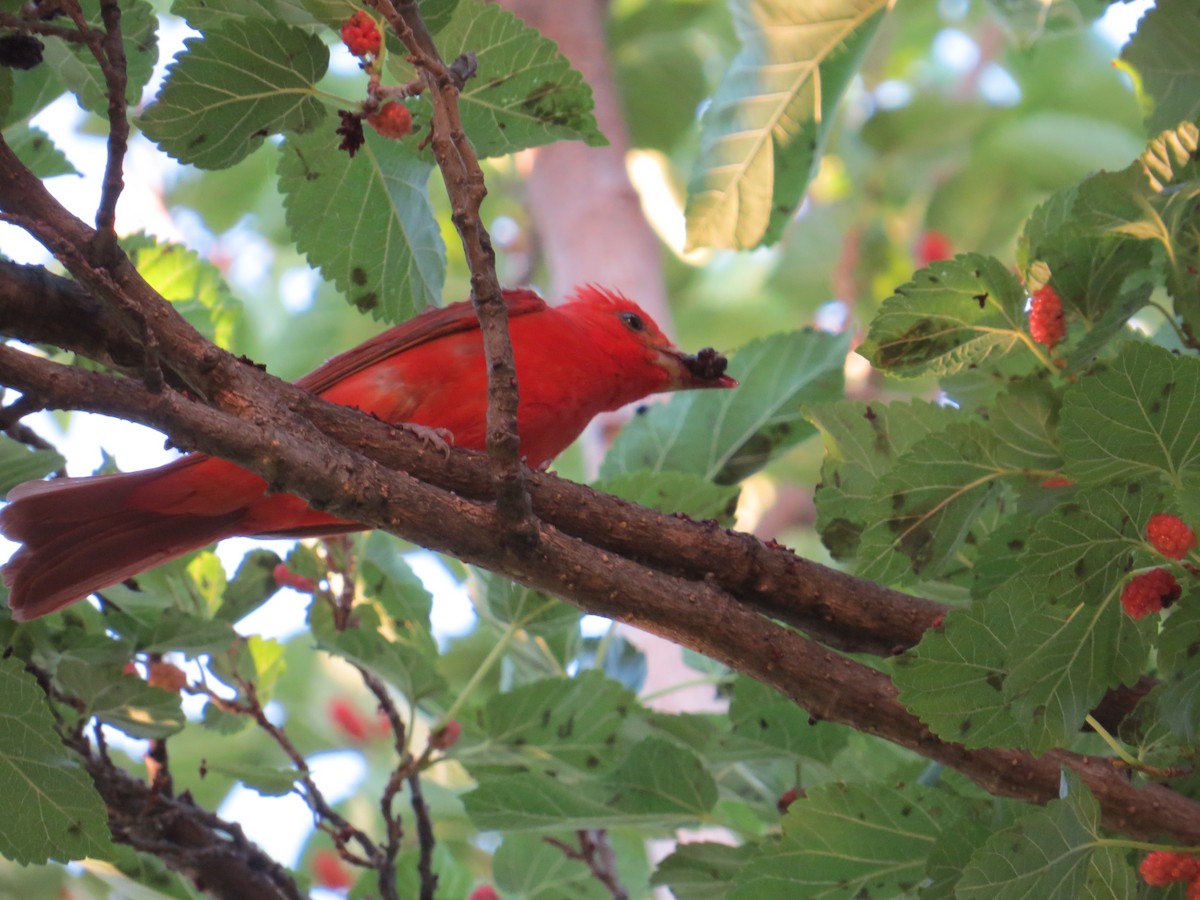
[73,738,304,900]
[0,339,1196,844]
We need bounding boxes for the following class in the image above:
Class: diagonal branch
[0,340,1197,844]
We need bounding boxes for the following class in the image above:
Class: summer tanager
[1,286,735,620]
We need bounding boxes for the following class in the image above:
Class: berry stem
[1094,838,1200,855]
[1084,714,1188,779]
[438,597,562,728]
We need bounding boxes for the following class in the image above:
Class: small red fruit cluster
[1121,568,1181,619]
[367,102,413,140]
[312,848,354,890]
[341,10,381,58]
[1028,284,1065,349]
[1147,513,1197,559]
[1120,513,1195,619]
[1141,851,1200,895]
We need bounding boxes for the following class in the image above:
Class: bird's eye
[619,311,645,332]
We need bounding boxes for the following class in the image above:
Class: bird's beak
[658,345,738,390]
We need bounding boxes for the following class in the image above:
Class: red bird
[2,286,735,620]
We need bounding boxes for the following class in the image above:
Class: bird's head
[565,286,738,396]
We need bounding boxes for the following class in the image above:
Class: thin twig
[543,831,628,900]
[409,773,438,900]
[368,0,535,539]
[92,0,130,249]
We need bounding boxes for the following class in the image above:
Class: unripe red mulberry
[341,11,381,58]
[367,102,412,140]
[1120,568,1181,619]
[1146,513,1196,560]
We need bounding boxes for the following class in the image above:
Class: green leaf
[1150,599,1200,742]
[172,0,321,28]
[0,657,111,864]
[685,0,888,250]
[493,833,609,900]
[1119,0,1200,133]
[956,774,1130,899]
[592,470,740,522]
[359,535,433,627]
[466,671,636,776]
[388,0,605,157]
[0,437,64,498]
[278,126,445,321]
[6,124,78,178]
[807,400,959,561]
[56,660,186,740]
[988,377,1063,471]
[651,842,757,900]
[602,736,716,817]
[310,601,444,702]
[204,762,300,797]
[727,782,945,899]
[215,549,284,624]
[464,737,715,830]
[1004,592,1152,754]
[1019,484,1153,609]
[41,0,157,116]
[124,234,244,348]
[894,589,1024,749]
[1060,341,1200,486]
[106,607,238,655]
[858,254,1035,378]
[728,675,848,760]
[139,20,328,170]
[854,422,1007,585]
[601,329,848,484]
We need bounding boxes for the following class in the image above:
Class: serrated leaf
[727,782,945,899]
[685,0,888,250]
[854,422,1008,585]
[602,737,716,817]
[894,589,1024,749]
[807,400,959,561]
[56,660,186,739]
[988,377,1063,471]
[387,0,605,157]
[956,774,1125,899]
[858,254,1035,378]
[1060,341,1200,486]
[462,772,632,831]
[1119,0,1200,133]
[0,437,64,497]
[0,657,111,864]
[359,534,433,626]
[42,0,157,116]
[106,607,238,655]
[601,329,848,484]
[728,675,848,761]
[310,601,444,702]
[464,737,714,831]
[1004,592,1152,754]
[215,549,283,623]
[493,833,608,900]
[592,470,740,522]
[6,124,78,178]
[140,20,327,170]
[651,842,757,900]
[124,234,243,348]
[279,126,444,320]
[466,671,636,775]
[172,0,321,28]
[1019,484,1154,609]
[1154,599,1200,742]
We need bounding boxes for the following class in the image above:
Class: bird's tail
[1,462,244,621]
